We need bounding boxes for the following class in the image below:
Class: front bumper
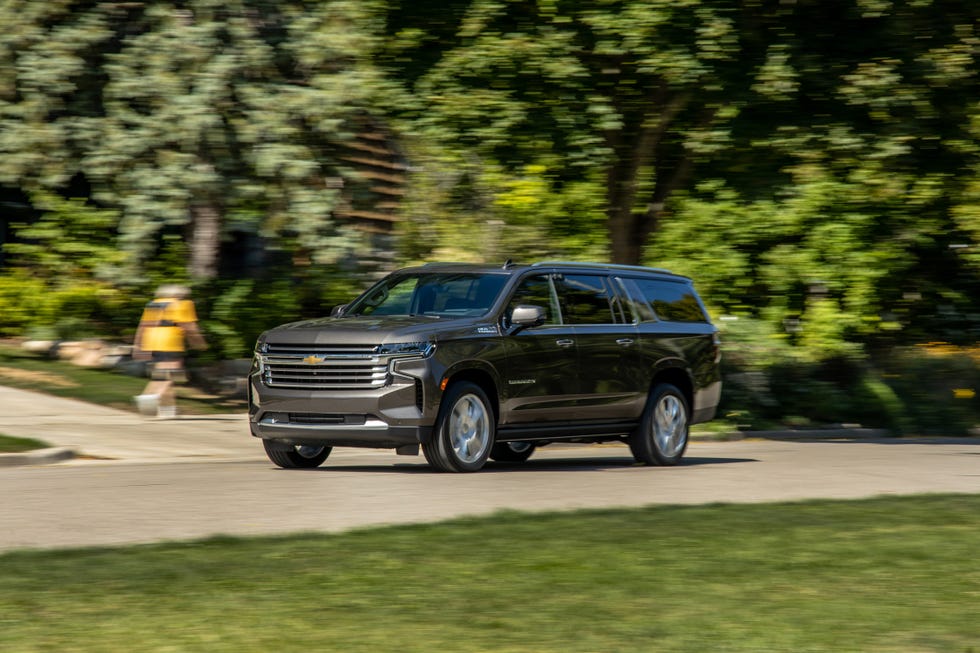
[247,368,437,449]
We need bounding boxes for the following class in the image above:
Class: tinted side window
[633,279,707,323]
[556,274,617,324]
[507,275,560,325]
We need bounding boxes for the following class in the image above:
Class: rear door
[620,276,722,421]
[554,273,647,421]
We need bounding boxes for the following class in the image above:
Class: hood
[260,314,480,347]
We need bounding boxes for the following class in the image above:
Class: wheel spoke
[653,394,686,457]
[449,394,489,464]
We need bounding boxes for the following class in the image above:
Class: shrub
[0,273,47,336]
[0,273,143,341]
[877,344,980,435]
[200,279,304,359]
[718,317,979,435]
[38,284,142,340]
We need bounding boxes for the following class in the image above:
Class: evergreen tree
[0,1,389,282]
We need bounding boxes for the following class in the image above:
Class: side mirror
[509,304,546,332]
[331,304,348,317]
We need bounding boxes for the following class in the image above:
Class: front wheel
[263,440,331,469]
[629,383,689,466]
[424,381,495,472]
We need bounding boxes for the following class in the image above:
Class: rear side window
[556,274,618,324]
[630,278,708,323]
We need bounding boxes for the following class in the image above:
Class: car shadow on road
[289,454,757,474]
[482,455,757,473]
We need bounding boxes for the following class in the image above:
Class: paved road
[2,386,980,552]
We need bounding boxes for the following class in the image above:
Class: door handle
[616,338,634,347]
[555,339,575,348]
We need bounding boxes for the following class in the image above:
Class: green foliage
[386,0,749,264]
[4,191,126,282]
[653,166,976,349]
[878,344,980,436]
[397,150,608,263]
[0,273,46,336]
[39,284,141,341]
[143,234,193,290]
[1,1,391,282]
[203,279,303,359]
[199,268,367,359]
[0,273,140,340]
[718,317,978,434]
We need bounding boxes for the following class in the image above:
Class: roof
[399,260,689,280]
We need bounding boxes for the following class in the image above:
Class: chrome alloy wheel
[653,393,688,458]
[448,393,492,465]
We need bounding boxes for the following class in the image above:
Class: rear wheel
[629,383,689,466]
[424,381,495,472]
[490,441,535,463]
[263,440,331,469]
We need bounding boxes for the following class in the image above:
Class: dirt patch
[0,366,80,388]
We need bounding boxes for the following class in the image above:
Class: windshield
[346,272,510,318]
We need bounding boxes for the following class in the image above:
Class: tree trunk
[604,89,692,266]
[608,205,644,265]
[188,201,221,280]
[607,152,640,264]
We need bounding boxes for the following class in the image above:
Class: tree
[381,0,748,264]
[654,0,980,344]
[0,0,390,282]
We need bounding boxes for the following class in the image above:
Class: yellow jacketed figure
[133,285,207,417]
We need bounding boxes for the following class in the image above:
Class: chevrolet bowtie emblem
[303,355,324,365]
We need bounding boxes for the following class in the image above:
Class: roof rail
[530,261,685,278]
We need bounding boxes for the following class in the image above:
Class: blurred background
[0,0,977,434]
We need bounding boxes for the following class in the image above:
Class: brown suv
[248,261,721,472]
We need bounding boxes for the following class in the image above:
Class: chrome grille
[261,344,387,390]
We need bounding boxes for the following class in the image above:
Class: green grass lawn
[0,343,243,414]
[1,494,979,652]
[0,434,49,453]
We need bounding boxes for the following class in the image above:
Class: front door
[499,273,580,425]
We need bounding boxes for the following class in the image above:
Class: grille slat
[261,344,389,390]
[266,344,377,356]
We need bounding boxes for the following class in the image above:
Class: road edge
[0,447,76,467]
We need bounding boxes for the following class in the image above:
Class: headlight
[251,336,269,375]
[377,342,435,357]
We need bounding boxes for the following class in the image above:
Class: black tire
[263,440,332,469]
[423,381,495,472]
[629,383,690,466]
[490,441,535,463]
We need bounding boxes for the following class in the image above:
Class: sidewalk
[0,385,259,465]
